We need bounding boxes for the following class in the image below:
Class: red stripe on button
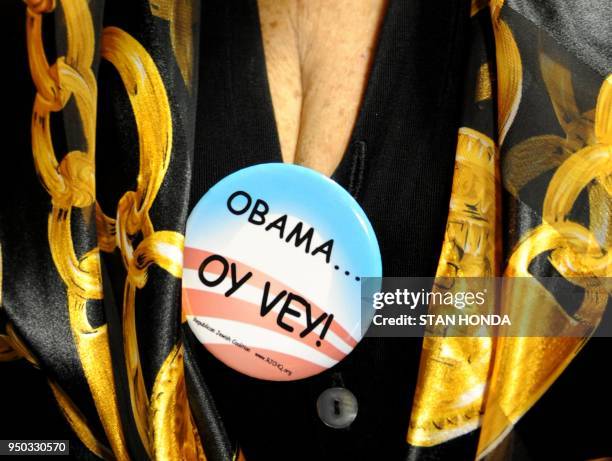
[183,287,347,362]
[183,246,359,347]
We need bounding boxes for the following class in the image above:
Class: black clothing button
[316,387,358,429]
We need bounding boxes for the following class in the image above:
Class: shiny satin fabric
[407,0,611,459]
[0,1,610,460]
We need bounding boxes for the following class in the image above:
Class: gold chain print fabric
[407,1,502,449]
[477,41,612,461]
[2,0,610,460]
[21,1,203,459]
[26,1,128,458]
[408,0,611,458]
[98,25,204,461]
[407,127,499,445]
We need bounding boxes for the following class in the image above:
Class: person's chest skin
[257,0,388,176]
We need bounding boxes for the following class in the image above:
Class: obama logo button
[182,163,382,381]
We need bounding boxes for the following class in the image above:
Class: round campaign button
[182,163,381,381]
